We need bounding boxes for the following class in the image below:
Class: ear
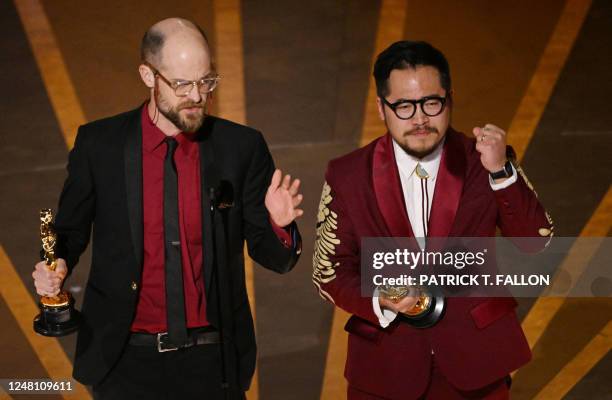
[376,97,385,121]
[139,64,155,89]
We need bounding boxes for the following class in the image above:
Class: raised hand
[265,169,304,227]
[473,123,507,175]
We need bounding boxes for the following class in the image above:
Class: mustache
[405,126,438,135]
[178,102,204,110]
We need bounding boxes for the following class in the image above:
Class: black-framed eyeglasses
[145,62,220,97]
[381,95,447,120]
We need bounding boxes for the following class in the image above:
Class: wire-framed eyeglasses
[145,62,220,97]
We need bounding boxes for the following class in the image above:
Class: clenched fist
[473,123,508,179]
[32,258,67,297]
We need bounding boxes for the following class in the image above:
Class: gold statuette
[39,209,69,307]
[33,209,80,336]
[379,284,445,329]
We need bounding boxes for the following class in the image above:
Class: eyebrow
[171,72,215,82]
[391,94,443,102]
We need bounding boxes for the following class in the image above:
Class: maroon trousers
[347,357,510,400]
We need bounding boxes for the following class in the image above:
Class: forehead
[160,36,212,79]
[386,66,444,99]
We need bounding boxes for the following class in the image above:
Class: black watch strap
[490,160,513,180]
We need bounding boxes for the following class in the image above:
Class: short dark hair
[141,28,165,65]
[374,41,451,98]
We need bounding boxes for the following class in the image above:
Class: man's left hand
[473,123,507,176]
[265,169,304,227]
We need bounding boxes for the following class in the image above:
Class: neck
[148,99,180,137]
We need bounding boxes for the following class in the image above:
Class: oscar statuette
[33,209,81,336]
[379,284,445,329]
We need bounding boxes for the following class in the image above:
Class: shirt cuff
[269,217,293,248]
[489,164,518,191]
[372,288,398,328]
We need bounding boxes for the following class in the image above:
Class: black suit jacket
[53,106,301,389]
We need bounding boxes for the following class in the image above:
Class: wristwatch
[490,160,513,180]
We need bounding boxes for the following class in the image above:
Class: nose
[412,106,429,126]
[187,83,202,103]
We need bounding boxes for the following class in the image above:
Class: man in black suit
[32,17,303,399]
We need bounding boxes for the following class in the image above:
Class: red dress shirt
[131,106,208,332]
[131,105,292,333]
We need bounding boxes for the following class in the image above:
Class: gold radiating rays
[4,0,610,399]
[13,0,86,149]
[0,246,91,399]
[6,0,90,398]
[211,1,261,398]
[321,1,409,398]
[8,1,257,399]
[521,186,611,351]
[359,0,408,148]
[213,0,247,125]
[332,0,604,398]
[517,186,612,396]
[533,320,612,399]
[513,7,603,391]
[320,307,351,400]
[508,0,592,162]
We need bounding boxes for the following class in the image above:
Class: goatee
[155,87,206,133]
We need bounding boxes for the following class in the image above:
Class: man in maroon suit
[312,41,553,399]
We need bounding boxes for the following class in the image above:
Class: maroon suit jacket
[312,129,553,399]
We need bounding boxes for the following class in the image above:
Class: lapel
[372,134,413,238]
[123,108,144,280]
[427,128,466,242]
[198,117,218,297]
[124,109,219,295]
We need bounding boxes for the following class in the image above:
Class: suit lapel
[198,118,218,297]
[124,109,144,279]
[372,134,413,238]
[428,129,466,241]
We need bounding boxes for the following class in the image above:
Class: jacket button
[131,282,138,291]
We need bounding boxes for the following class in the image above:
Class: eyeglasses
[381,95,447,120]
[145,62,220,97]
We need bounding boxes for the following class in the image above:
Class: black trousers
[93,342,245,400]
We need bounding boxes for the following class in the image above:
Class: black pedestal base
[398,294,446,329]
[33,302,81,337]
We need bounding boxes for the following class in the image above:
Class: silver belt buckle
[157,332,179,352]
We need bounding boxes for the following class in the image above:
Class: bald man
[32,18,303,399]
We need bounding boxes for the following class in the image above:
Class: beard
[155,86,206,133]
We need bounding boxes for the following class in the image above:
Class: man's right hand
[32,258,67,297]
[379,294,420,315]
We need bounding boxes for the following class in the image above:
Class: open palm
[265,169,304,227]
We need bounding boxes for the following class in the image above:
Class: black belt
[129,327,220,352]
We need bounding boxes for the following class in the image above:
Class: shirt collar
[141,103,199,160]
[392,135,445,181]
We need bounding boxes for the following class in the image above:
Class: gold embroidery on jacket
[511,159,555,241]
[312,181,340,303]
